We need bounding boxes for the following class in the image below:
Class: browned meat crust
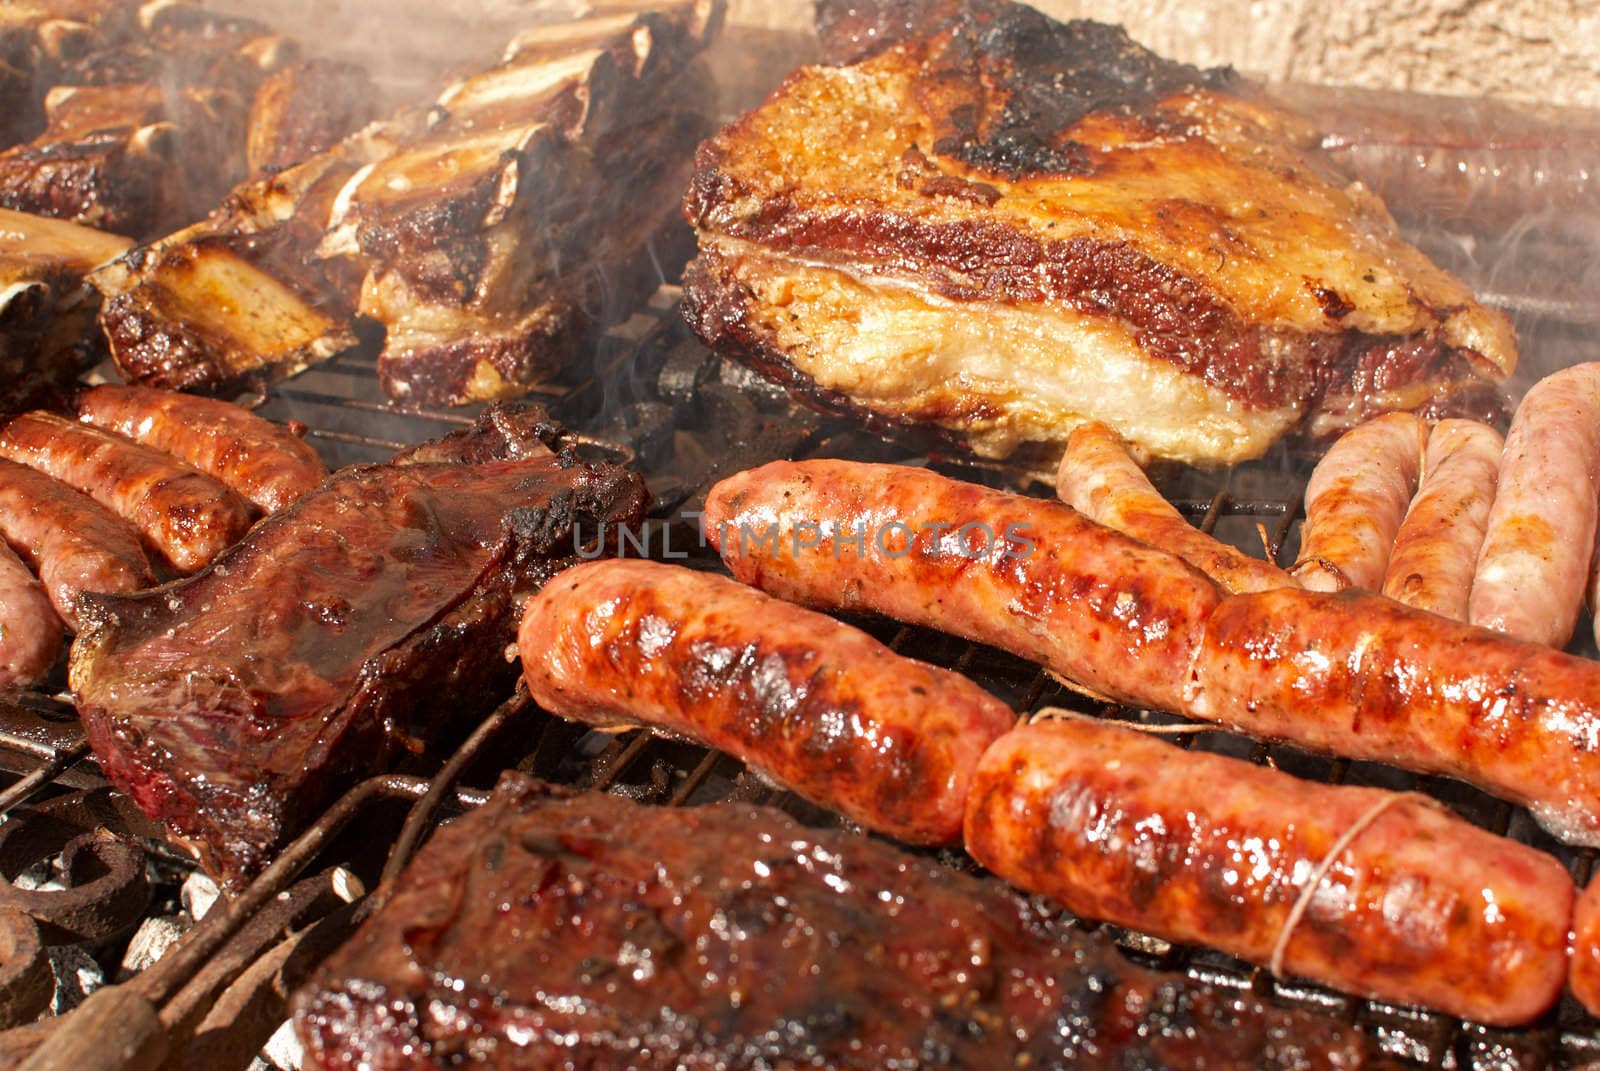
[246,60,377,175]
[68,404,648,885]
[293,773,1378,1070]
[683,0,1515,471]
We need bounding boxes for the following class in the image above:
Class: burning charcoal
[597,401,674,471]
[656,336,714,405]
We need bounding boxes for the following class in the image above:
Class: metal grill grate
[2,286,1598,1069]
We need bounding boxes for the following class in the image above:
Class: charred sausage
[519,559,1016,845]
[0,458,155,630]
[1056,421,1292,594]
[1188,587,1600,846]
[0,411,254,572]
[965,717,1573,1026]
[703,460,1220,713]
[1470,363,1600,647]
[0,539,62,690]
[1381,419,1502,620]
[1294,412,1427,592]
[76,385,328,514]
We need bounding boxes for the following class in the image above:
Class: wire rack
[2,285,1599,1070]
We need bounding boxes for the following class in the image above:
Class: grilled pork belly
[68,405,648,885]
[94,2,721,400]
[683,0,1517,472]
[0,208,130,415]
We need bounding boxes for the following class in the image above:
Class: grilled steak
[68,405,648,885]
[293,773,1380,1070]
[683,0,1517,474]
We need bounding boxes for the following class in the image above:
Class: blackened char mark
[814,0,1233,180]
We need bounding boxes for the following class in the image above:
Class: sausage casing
[1471,363,1600,647]
[965,718,1573,1026]
[519,559,1017,845]
[704,460,1220,713]
[0,539,62,689]
[0,457,155,630]
[1056,421,1291,594]
[1572,878,1600,1017]
[0,411,254,572]
[1188,587,1600,846]
[1381,419,1502,620]
[76,385,328,514]
[1295,412,1427,592]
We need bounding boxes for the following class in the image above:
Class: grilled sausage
[0,539,62,690]
[1470,363,1600,647]
[703,460,1221,713]
[76,385,328,514]
[519,559,1016,845]
[1294,412,1427,592]
[1381,419,1503,620]
[0,458,155,630]
[0,411,254,573]
[1188,587,1600,846]
[965,717,1573,1026]
[1056,421,1292,594]
[1572,878,1600,1017]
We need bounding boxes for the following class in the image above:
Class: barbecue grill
[4,10,1600,1071]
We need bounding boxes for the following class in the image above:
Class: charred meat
[293,773,1379,1070]
[683,0,1516,473]
[0,207,130,415]
[93,2,721,400]
[68,405,648,885]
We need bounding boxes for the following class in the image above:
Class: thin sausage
[1056,421,1292,594]
[76,385,328,513]
[1381,419,1503,620]
[519,559,1016,845]
[0,539,62,690]
[965,717,1572,1026]
[0,458,155,630]
[1188,587,1600,846]
[1471,363,1600,647]
[0,411,254,573]
[1294,412,1427,592]
[703,460,1221,713]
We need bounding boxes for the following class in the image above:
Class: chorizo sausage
[519,559,1016,845]
[703,460,1221,713]
[0,539,62,690]
[76,385,327,514]
[0,458,155,630]
[1188,587,1600,846]
[965,716,1573,1026]
[0,411,254,572]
